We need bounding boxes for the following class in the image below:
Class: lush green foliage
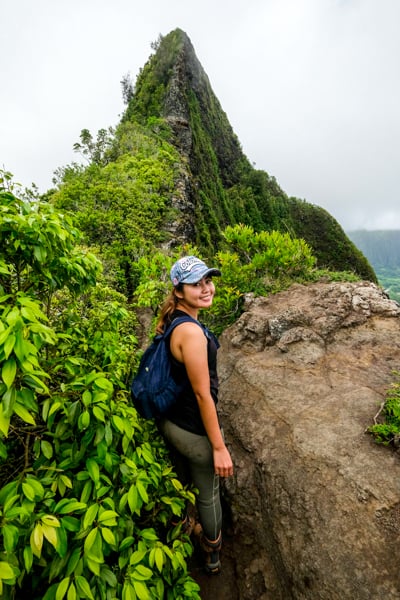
[50,122,182,297]
[133,225,317,335]
[368,373,400,446]
[0,180,200,599]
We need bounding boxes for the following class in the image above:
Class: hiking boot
[200,531,222,575]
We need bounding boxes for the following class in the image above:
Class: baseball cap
[170,255,221,287]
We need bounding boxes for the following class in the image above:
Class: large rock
[217,281,400,599]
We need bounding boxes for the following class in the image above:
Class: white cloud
[1,0,399,231]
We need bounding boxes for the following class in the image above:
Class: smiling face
[175,276,216,315]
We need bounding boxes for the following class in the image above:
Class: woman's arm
[171,323,233,477]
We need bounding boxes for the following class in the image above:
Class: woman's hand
[213,445,234,477]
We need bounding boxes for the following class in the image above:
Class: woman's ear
[174,288,184,300]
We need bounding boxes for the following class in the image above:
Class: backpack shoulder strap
[163,315,208,339]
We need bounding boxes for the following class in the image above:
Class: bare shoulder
[173,321,204,340]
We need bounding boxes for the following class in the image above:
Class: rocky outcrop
[217,281,400,599]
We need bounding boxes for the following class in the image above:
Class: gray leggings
[159,419,221,540]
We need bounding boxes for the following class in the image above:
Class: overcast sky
[1,0,399,232]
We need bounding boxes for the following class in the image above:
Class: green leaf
[60,474,73,490]
[2,386,16,418]
[101,568,117,587]
[0,405,10,436]
[55,577,70,600]
[132,580,151,600]
[83,528,98,555]
[83,504,98,530]
[0,481,18,505]
[61,516,81,532]
[2,358,16,388]
[67,581,76,600]
[30,523,44,558]
[122,582,136,600]
[80,480,93,504]
[0,438,7,459]
[132,564,153,581]
[112,414,125,433]
[79,410,90,430]
[75,576,95,600]
[140,529,158,541]
[97,510,118,525]
[94,377,112,391]
[128,549,147,566]
[14,402,36,425]
[86,458,100,483]
[0,561,15,579]
[41,514,60,527]
[141,445,155,464]
[26,477,44,499]
[82,390,92,406]
[92,406,105,422]
[3,333,16,359]
[154,547,164,572]
[55,499,87,514]
[137,481,149,503]
[127,485,138,513]
[3,524,19,553]
[66,547,81,576]
[104,422,112,446]
[42,523,59,549]
[119,536,135,552]
[100,526,116,546]
[86,559,100,576]
[22,481,36,501]
[23,545,33,572]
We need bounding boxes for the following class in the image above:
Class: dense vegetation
[1,171,345,597]
[0,27,382,598]
[0,176,204,599]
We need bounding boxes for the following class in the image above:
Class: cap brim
[204,268,221,278]
[183,267,222,284]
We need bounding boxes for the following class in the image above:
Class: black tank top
[164,309,219,435]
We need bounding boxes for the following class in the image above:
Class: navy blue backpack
[131,315,206,419]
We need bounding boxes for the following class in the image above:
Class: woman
[157,255,234,575]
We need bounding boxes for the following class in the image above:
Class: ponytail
[155,284,183,334]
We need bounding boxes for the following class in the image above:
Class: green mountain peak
[52,28,376,286]
[121,29,375,280]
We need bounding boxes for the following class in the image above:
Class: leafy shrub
[50,124,183,298]
[0,180,200,599]
[133,225,317,335]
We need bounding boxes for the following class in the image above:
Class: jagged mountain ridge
[123,28,375,280]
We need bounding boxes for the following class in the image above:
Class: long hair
[155,284,183,334]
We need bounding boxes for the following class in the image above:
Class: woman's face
[177,277,216,310]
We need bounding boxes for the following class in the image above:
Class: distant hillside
[347,230,400,268]
[348,230,400,301]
